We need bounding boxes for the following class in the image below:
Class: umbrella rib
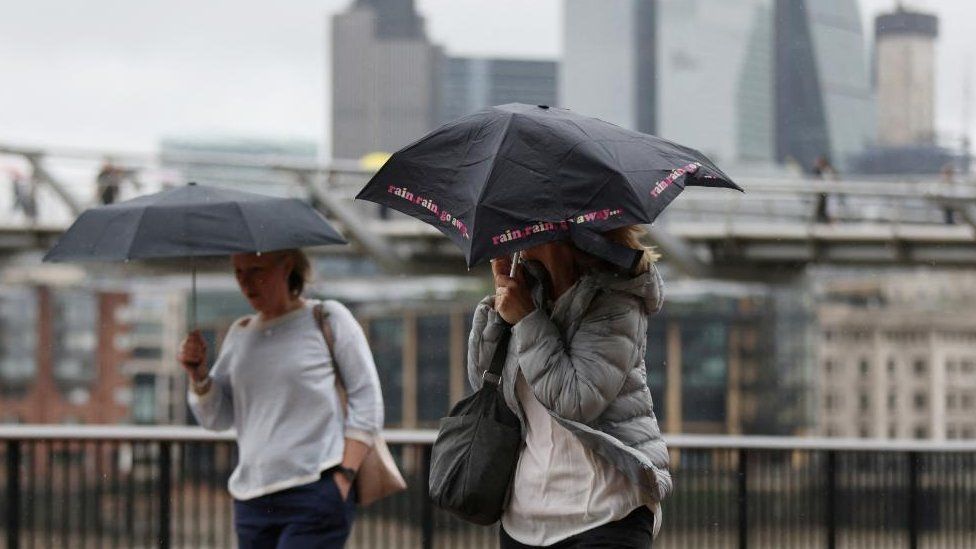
[470,111,518,258]
[120,206,150,260]
[235,201,263,253]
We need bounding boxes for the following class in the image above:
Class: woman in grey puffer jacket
[467,226,671,549]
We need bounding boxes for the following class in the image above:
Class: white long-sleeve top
[188,299,384,501]
[502,371,660,545]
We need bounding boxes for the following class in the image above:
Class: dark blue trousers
[234,473,356,549]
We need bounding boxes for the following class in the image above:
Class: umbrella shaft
[190,264,197,330]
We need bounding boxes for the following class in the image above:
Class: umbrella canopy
[44,183,347,262]
[356,103,741,269]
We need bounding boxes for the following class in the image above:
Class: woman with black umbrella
[468,226,670,548]
[179,249,383,548]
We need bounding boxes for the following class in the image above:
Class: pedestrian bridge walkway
[2,144,974,278]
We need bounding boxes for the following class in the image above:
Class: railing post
[825,450,837,549]
[737,448,748,549]
[420,444,434,549]
[5,440,20,549]
[158,441,172,549]
[908,451,919,549]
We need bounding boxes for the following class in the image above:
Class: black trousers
[499,506,654,549]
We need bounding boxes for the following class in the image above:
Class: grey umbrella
[44,182,347,326]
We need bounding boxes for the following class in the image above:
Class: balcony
[1,427,974,548]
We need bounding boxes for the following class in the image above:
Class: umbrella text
[388,185,469,238]
[651,162,701,198]
[491,208,622,246]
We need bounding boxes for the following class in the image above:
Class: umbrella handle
[509,251,520,278]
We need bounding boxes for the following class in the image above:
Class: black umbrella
[44,183,347,326]
[356,103,741,270]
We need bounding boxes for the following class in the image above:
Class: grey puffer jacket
[467,261,672,503]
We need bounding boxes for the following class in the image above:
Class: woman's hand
[178,330,208,382]
[491,256,535,325]
[332,471,352,501]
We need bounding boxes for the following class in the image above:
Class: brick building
[0,285,131,425]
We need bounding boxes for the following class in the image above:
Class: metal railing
[1,426,975,548]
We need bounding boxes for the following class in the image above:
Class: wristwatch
[336,465,358,483]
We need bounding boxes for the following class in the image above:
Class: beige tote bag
[314,303,407,506]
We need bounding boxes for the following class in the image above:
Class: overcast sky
[0,0,971,158]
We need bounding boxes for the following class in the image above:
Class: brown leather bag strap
[313,302,348,405]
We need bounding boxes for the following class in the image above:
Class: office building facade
[817,273,976,440]
[561,0,656,134]
[331,0,442,160]
[438,57,557,125]
[561,0,874,172]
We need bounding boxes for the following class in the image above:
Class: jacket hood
[594,264,665,315]
[522,260,664,315]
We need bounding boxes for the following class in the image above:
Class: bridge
[2,144,974,279]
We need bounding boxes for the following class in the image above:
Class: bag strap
[313,302,348,404]
[482,327,511,388]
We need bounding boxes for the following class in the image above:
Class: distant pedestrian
[96,159,124,205]
[469,226,669,548]
[941,163,957,225]
[179,250,384,548]
[9,169,36,221]
[812,155,837,223]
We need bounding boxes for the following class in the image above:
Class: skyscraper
[438,57,557,125]
[657,0,771,165]
[560,0,656,134]
[331,0,442,160]
[560,0,874,172]
[774,0,875,171]
[875,7,939,146]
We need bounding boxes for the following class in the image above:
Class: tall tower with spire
[331,0,442,160]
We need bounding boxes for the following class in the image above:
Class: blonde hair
[601,225,660,274]
[280,249,312,296]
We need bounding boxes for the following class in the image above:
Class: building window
[914,392,927,410]
[914,426,928,439]
[824,394,837,411]
[823,359,834,374]
[888,394,897,410]
[947,360,957,373]
[131,373,156,425]
[888,425,897,439]
[53,289,98,389]
[962,393,975,409]
[947,394,957,410]
[0,288,38,394]
[416,314,453,426]
[859,426,870,438]
[859,394,870,411]
[368,317,404,426]
[913,359,928,375]
[963,427,976,439]
[947,427,957,439]
[887,359,896,374]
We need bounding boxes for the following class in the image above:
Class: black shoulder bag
[428,327,522,525]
